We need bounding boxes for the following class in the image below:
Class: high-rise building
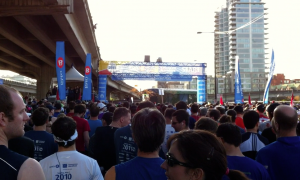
[214,0,268,95]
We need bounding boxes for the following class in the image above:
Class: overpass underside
[0,0,138,100]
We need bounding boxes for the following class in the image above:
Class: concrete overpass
[0,0,138,100]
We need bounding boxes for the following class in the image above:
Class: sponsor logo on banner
[85,66,91,75]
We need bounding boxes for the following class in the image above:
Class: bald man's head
[274,105,298,131]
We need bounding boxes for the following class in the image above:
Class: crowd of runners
[1,84,300,180]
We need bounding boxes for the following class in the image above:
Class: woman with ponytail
[161,130,249,180]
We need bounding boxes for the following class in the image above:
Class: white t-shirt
[40,150,103,180]
[162,124,176,154]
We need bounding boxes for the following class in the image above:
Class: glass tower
[214,0,268,94]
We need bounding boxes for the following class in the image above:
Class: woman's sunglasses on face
[165,152,194,168]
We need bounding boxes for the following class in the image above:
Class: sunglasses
[165,153,194,168]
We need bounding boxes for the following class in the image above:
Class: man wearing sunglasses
[105,108,166,180]
[171,109,190,132]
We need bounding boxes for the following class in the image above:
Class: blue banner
[0,79,3,85]
[263,50,275,104]
[98,75,107,102]
[197,76,206,104]
[56,41,66,100]
[82,53,92,101]
[111,74,206,81]
[234,57,243,104]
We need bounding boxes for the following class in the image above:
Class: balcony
[229,61,235,66]
[229,51,237,55]
[230,45,236,50]
[230,66,235,71]
[229,25,236,30]
[229,40,236,45]
[229,20,236,25]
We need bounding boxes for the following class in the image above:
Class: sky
[88,0,300,86]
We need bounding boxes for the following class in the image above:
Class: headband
[53,130,78,146]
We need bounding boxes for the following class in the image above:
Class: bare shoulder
[18,158,45,180]
[105,166,116,180]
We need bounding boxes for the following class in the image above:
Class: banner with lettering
[98,75,107,102]
[263,50,275,104]
[82,53,92,101]
[234,56,243,104]
[197,75,206,104]
[55,41,66,100]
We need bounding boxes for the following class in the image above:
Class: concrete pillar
[36,64,55,100]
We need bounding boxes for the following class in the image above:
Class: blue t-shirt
[88,119,102,137]
[24,131,58,161]
[189,116,196,129]
[256,136,300,180]
[114,125,138,164]
[222,156,270,180]
[115,156,166,180]
[53,112,60,117]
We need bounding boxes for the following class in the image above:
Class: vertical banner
[98,75,107,102]
[82,53,92,101]
[197,76,206,104]
[234,56,243,104]
[56,41,66,100]
[263,50,275,104]
[0,79,3,85]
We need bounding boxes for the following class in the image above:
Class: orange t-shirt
[235,117,245,130]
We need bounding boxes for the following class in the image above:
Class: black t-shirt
[8,136,34,158]
[89,126,118,173]
[261,127,276,144]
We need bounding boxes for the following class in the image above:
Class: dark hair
[0,85,20,121]
[208,109,221,121]
[172,109,189,126]
[194,117,218,134]
[102,112,113,125]
[226,110,237,123]
[256,104,266,113]
[266,103,280,120]
[199,108,208,116]
[130,106,137,115]
[243,111,259,129]
[68,101,76,110]
[54,103,61,110]
[167,130,249,180]
[52,116,77,148]
[176,101,187,110]
[219,115,232,124]
[274,105,298,131]
[164,108,176,120]
[31,107,49,126]
[161,105,167,115]
[106,104,112,111]
[89,103,100,117]
[191,104,199,113]
[74,104,86,114]
[132,108,165,152]
[112,107,130,122]
[123,101,130,109]
[216,107,225,115]
[109,106,116,113]
[137,101,155,110]
[216,123,242,147]
[234,106,243,114]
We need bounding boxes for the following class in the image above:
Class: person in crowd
[256,104,269,123]
[114,101,155,165]
[240,111,268,160]
[109,106,116,113]
[219,115,232,124]
[261,103,280,143]
[199,107,208,118]
[122,101,130,109]
[190,104,200,121]
[216,123,270,180]
[39,116,103,180]
[227,109,245,134]
[101,112,113,126]
[72,104,90,154]
[0,85,45,180]
[90,107,131,175]
[256,105,300,180]
[194,117,219,134]
[233,106,245,130]
[216,106,226,117]
[66,101,76,117]
[24,107,58,161]
[175,101,196,129]
[207,109,221,121]
[161,130,249,180]
[97,102,107,119]
[172,109,190,132]
[105,108,166,180]
[52,86,57,96]
[53,102,62,117]
[161,108,176,154]
[8,136,35,158]
[88,103,103,137]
